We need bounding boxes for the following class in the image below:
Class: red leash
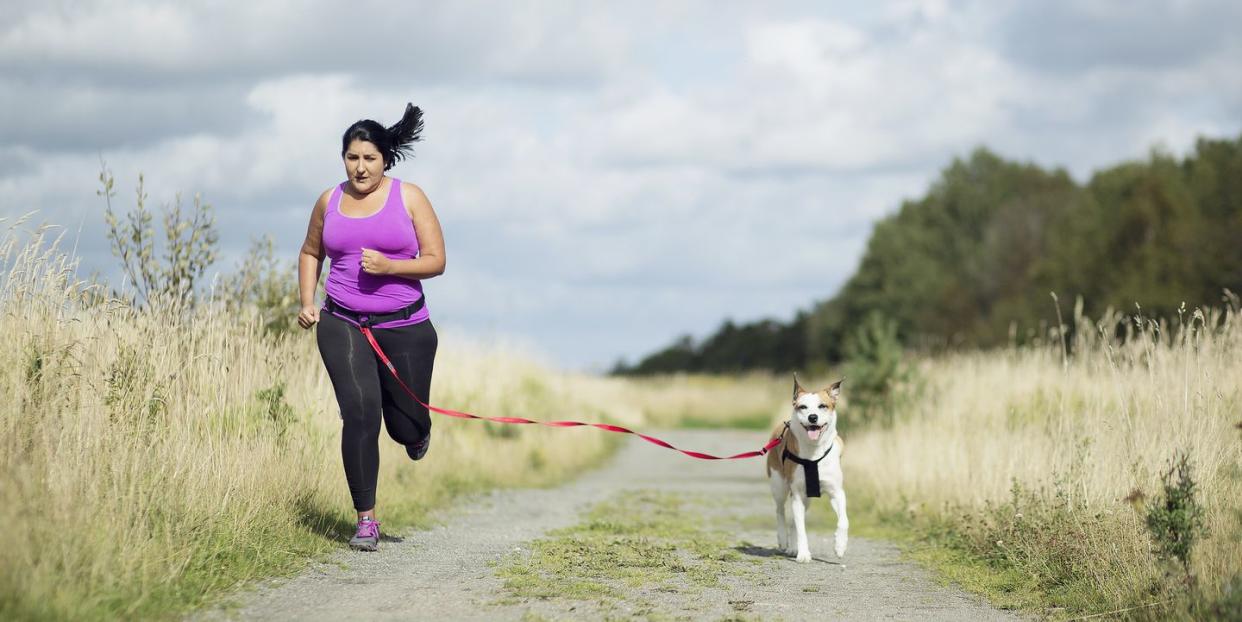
[358,327,782,460]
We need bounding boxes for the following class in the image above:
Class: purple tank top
[322,177,430,327]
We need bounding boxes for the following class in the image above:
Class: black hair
[340,103,424,171]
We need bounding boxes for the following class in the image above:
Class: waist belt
[325,296,425,328]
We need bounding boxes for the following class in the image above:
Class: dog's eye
[818,404,827,410]
[797,404,807,411]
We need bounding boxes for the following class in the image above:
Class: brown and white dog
[765,375,847,562]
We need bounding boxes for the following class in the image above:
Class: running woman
[296,103,445,551]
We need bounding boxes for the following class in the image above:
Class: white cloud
[0,2,197,68]
[0,0,630,84]
[1,1,1239,369]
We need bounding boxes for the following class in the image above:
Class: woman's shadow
[296,497,405,544]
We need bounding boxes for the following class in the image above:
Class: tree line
[614,134,1242,375]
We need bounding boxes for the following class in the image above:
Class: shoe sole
[349,540,379,552]
[408,437,430,461]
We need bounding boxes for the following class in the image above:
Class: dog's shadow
[735,543,845,566]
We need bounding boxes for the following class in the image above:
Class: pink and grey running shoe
[349,517,381,551]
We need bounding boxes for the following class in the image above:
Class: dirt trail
[198,429,1018,621]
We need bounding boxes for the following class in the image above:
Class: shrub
[214,235,300,334]
[1146,451,1208,581]
[99,167,219,307]
[842,312,915,426]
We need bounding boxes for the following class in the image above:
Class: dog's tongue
[807,427,823,440]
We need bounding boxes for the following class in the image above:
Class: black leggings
[316,311,437,511]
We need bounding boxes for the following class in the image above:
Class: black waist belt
[783,443,833,497]
[325,296,425,328]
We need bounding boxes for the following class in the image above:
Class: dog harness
[782,432,834,498]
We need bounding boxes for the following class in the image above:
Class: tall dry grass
[0,216,634,620]
[848,299,1242,615]
[606,372,788,429]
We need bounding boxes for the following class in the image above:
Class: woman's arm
[297,190,330,328]
[360,181,446,280]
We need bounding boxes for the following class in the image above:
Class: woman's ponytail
[341,103,425,170]
[386,103,425,166]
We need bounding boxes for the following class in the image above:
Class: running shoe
[349,517,381,551]
[406,434,431,461]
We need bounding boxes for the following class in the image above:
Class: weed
[1145,451,1208,582]
[254,382,296,437]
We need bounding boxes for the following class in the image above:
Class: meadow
[589,296,1242,618]
[4,212,1239,620]
[0,218,631,621]
[841,299,1242,619]
[658,298,1242,618]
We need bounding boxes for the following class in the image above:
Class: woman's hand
[360,248,392,275]
[298,304,320,329]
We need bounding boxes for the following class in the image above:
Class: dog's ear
[793,373,809,400]
[828,378,843,400]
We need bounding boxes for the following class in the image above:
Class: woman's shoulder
[397,180,432,213]
[312,183,342,213]
[396,179,426,196]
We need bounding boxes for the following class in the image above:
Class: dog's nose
[808,414,818,424]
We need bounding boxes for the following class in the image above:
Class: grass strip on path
[496,490,759,615]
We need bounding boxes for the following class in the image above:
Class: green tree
[620,134,1242,375]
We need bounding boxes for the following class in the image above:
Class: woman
[297,103,445,551]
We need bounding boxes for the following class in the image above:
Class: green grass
[794,482,1188,620]
[677,411,774,431]
[2,489,351,622]
[495,490,756,608]
[830,487,1242,620]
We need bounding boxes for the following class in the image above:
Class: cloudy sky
[2,0,1240,370]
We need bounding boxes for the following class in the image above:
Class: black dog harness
[782,426,834,498]
[325,296,425,328]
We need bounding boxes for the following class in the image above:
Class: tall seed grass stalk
[0,218,631,620]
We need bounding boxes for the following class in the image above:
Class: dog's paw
[834,533,849,558]
[795,549,812,563]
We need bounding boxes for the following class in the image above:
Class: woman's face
[343,139,386,194]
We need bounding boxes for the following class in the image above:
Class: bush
[215,235,300,334]
[1146,451,1208,581]
[842,312,914,426]
[99,167,219,307]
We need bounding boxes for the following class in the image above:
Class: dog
[765,375,847,562]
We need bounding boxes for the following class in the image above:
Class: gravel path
[198,429,1018,621]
